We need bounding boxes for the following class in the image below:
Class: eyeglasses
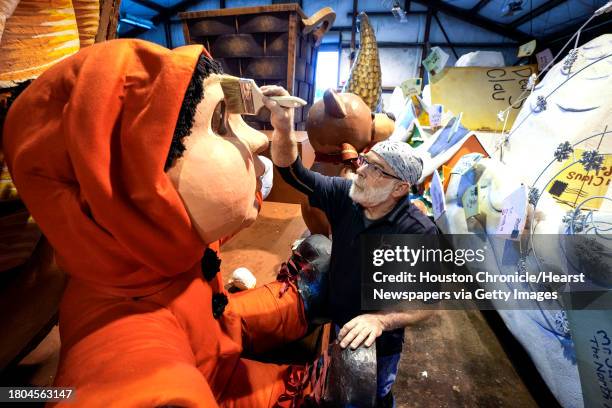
[355,155,403,181]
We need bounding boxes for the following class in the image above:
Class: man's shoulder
[313,172,351,191]
[324,175,352,199]
[397,202,438,234]
[332,175,352,191]
[309,174,352,212]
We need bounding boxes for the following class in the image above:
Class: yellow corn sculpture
[0,0,20,44]
[0,0,99,88]
[73,0,100,47]
[342,12,382,112]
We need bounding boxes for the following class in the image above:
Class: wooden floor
[220,201,308,285]
[394,310,538,408]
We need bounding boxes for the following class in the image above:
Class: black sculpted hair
[164,53,223,171]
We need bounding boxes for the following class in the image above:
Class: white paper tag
[429,104,443,127]
[518,39,537,57]
[400,78,422,98]
[496,185,528,239]
[462,185,479,219]
[423,47,450,77]
[431,170,446,221]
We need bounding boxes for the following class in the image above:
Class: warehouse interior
[0,0,611,407]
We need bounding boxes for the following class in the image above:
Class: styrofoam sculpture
[387,86,406,121]
[436,34,612,408]
[442,157,579,404]
[502,34,612,189]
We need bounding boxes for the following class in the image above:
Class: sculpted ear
[323,88,347,118]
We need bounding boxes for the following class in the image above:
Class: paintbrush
[219,75,307,115]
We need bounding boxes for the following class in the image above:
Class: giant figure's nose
[228,114,269,155]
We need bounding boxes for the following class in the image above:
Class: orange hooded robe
[3,39,308,407]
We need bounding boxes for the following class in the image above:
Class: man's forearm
[374,309,435,331]
[271,129,298,168]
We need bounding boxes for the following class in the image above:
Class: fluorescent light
[119,14,153,30]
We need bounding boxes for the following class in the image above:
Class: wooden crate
[180,4,334,131]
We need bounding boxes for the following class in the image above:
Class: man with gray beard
[264,86,437,407]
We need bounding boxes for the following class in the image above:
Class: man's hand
[263,85,298,167]
[338,314,385,350]
[261,85,294,136]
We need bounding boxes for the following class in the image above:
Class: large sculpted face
[166,73,269,244]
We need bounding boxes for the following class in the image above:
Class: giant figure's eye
[212,101,228,136]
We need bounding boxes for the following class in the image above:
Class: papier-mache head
[3,39,268,295]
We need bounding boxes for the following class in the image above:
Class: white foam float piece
[439,155,580,407]
[229,267,257,290]
[387,86,406,120]
[433,35,612,408]
[455,50,505,67]
[502,34,612,190]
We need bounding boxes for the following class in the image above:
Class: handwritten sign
[430,65,537,131]
[496,184,527,239]
[430,169,446,221]
[567,307,612,408]
[546,148,612,210]
[422,47,449,77]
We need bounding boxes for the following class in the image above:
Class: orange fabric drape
[52,270,307,407]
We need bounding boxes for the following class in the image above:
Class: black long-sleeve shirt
[276,156,438,355]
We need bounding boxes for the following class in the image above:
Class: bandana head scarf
[370,140,423,185]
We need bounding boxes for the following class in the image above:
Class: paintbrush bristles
[219,76,263,115]
[220,78,249,114]
[219,76,304,115]
[238,79,256,113]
